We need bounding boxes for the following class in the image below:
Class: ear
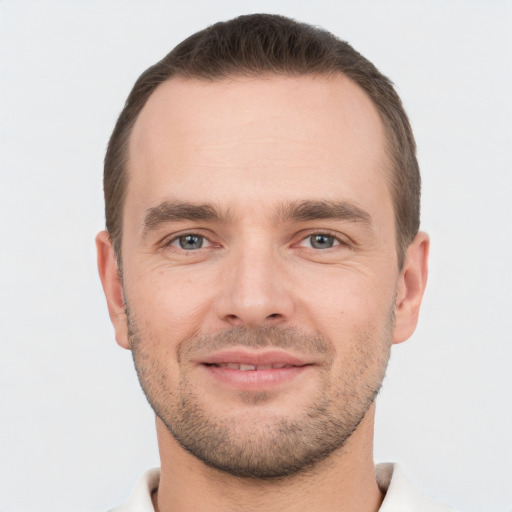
[96,231,131,349]
[393,232,430,344]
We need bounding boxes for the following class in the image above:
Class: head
[104,13,420,271]
[97,14,428,480]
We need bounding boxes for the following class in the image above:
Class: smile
[206,363,297,371]
[199,350,313,391]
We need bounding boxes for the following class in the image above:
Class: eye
[303,233,340,249]
[170,234,209,251]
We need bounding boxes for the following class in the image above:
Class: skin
[97,74,429,512]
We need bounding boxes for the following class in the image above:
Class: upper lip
[200,349,310,367]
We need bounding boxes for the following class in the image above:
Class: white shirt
[109,463,455,511]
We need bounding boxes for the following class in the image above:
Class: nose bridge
[216,234,293,326]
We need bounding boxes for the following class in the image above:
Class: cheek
[125,267,214,344]
[296,266,395,333]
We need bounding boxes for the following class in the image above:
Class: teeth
[215,363,294,370]
[239,364,256,371]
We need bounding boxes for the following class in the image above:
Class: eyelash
[162,230,213,251]
[162,230,348,252]
[296,230,349,251]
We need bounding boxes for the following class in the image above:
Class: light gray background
[1,1,511,511]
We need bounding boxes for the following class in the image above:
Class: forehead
[126,74,391,225]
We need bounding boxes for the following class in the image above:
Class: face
[97,75,429,479]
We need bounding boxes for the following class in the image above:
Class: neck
[153,404,383,512]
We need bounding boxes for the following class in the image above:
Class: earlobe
[95,231,130,349]
[392,232,430,345]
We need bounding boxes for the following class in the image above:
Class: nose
[214,242,295,328]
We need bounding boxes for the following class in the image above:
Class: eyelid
[161,229,218,250]
[158,228,351,251]
[295,229,350,248]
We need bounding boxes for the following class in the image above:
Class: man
[96,13,452,512]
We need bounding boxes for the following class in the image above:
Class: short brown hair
[104,13,420,268]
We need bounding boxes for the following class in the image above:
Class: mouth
[205,362,298,371]
[199,350,313,390]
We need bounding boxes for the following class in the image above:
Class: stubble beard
[128,313,393,480]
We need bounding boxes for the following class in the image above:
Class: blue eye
[177,234,204,250]
[309,234,337,249]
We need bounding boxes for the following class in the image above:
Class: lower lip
[202,365,311,391]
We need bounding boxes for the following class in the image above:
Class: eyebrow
[142,201,231,235]
[275,200,372,225]
[142,198,372,236]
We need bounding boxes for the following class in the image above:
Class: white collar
[376,463,455,511]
